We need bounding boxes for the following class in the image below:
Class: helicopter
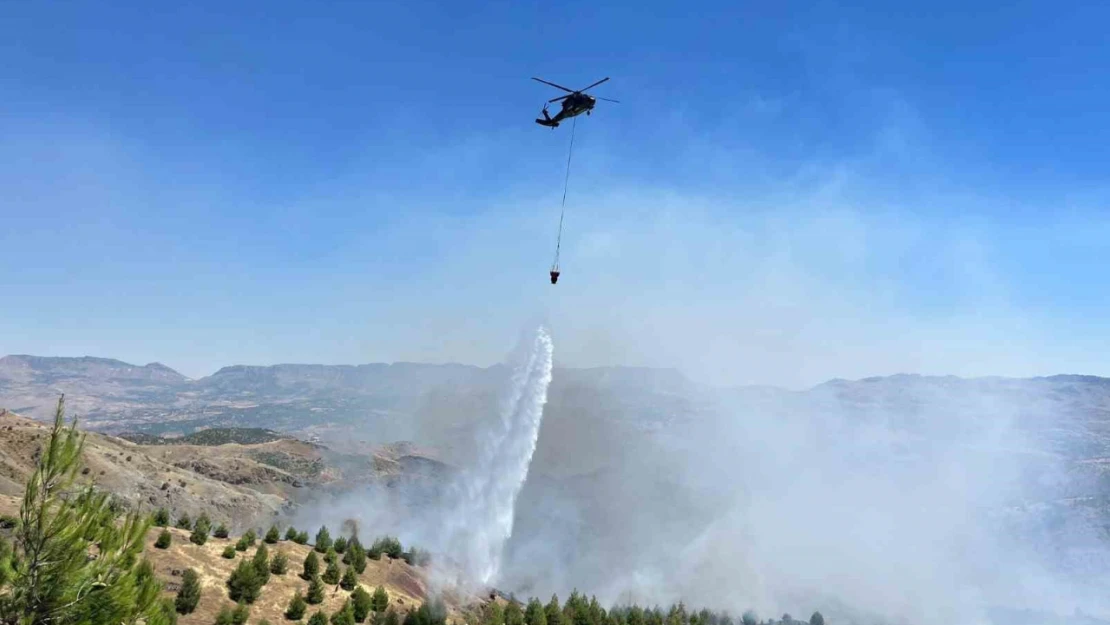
[533,76,619,128]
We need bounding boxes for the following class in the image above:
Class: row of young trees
[152,509,431,567]
[469,593,826,625]
[285,594,446,625]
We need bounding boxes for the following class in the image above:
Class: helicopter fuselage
[559,93,596,118]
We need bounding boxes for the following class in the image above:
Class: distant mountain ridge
[0,354,704,440]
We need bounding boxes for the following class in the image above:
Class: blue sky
[2,0,1108,386]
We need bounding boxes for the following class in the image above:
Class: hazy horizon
[7,350,1110,394]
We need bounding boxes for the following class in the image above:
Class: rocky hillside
[0,408,453,532]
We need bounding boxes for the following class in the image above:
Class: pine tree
[323,559,341,585]
[371,536,402,559]
[382,609,400,625]
[175,568,202,614]
[244,528,257,546]
[270,550,289,575]
[341,566,359,590]
[332,600,356,625]
[153,507,170,527]
[371,585,390,613]
[222,545,237,559]
[191,513,212,545]
[0,395,167,625]
[808,613,824,625]
[307,575,326,604]
[352,586,373,622]
[325,547,340,566]
[286,526,299,541]
[266,524,281,544]
[546,595,564,625]
[286,590,308,620]
[156,528,173,549]
[175,513,192,530]
[159,596,180,625]
[227,558,262,603]
[216,604,236,625]
[348,542,367,574]
[214,522,230,539]
[235,535,250,551]
[252,542,271,586]
[486,602,505,625]
[335,536,348,554]
[526,599,548,625]
[302,551,321,579]
[309,610,330,625]
[741,612,757,625]
[506,601,525,625]
[346,536,363,561]
[232,602,251,624]
[315,526,333,553]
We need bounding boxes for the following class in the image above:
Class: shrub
[285,526,299,541]
[214,522,230,539]
[222,546,237,559]
[308,611,329,625]
[295,530,310,545]
[152,507,170,527]
[235,536,250,552]
[334,536,348,554]
[155,529,172,549]
[265,524,281,544]
[175,513,192,530]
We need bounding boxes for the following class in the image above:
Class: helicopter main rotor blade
[548,94,571,103]
[532,77,575,93]
[578,77,610,93]
[595,97,620,103]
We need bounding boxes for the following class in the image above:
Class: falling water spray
[435,326,554,589]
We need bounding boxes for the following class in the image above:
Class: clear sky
[2,0,1108,387]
